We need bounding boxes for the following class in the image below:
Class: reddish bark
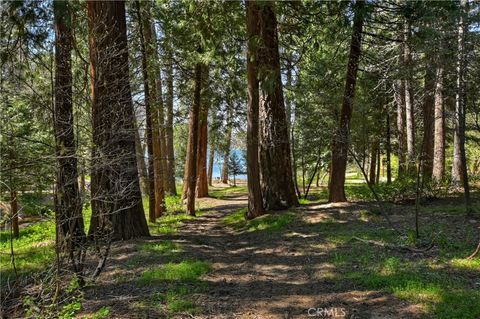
[328,0,365,202]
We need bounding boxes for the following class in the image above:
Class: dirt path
[81,193,424,319]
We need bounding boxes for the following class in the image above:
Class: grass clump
[138,260,211,285]
[141,241,183,255]
[222,208,295,233]
[149,213,194,235]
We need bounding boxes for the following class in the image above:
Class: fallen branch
[351,236,434,253]
[467,241,480,259]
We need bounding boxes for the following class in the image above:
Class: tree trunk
[245,0,264,219]
[184,62,202,216]
[53,0,86,252]
[369,141,378,186]
[135,1,158,222]
[376,146,381,184]
[134,120,149,196]
[386,110,392,184]
[328,0,365,202]
[196,64,209,197]
[421,56,435,181]
[404,21,416,173]
[221,106,233,184]
[164,43,177,195]
[149,20,168,204]
[87,0,149,240]
[432,67,445,182]
[452,0,471,212]
[291,123,301,198]
[207,137,215,187]
[395,79,407,178]
[10,191,19,239]
[257,2,298,209]
[141,4,166,218]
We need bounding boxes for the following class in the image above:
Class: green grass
[222,208,295,233]
[141,241,183,255]
[0,219,56,284]
[209,186,247,199]
[138,260,211,285]
[148,213,194,235]
[315,213,480,319]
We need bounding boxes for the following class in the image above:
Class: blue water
[210,149,247,180]
[211,163,247,180]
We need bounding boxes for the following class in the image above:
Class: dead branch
[351,236,434,253]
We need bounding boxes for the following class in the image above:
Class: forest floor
[75,184,479,319]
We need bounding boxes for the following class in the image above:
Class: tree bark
[257,2,298,209]
[221,106,233,184]
[164,42,177,195]
[196,64,209,197]
[135,1,158,222]
[376,146,381,184]
[421,55,435,181]
[10,191,19,239]
[369,141,378,186]
[53,0,86,252]
[245,0,264,219]
[184,62,202,216]
[141,4,166,218]
[207,137,215,187]
[404,21,416,173]
[386,109,392,184]
[432,67,445,182]
[328,0,365,202]
[87,0,149,240]
[134,120,149,196]
[395,78,407,178]
[452,0,471,212]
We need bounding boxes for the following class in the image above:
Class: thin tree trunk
[328,0,365,202]
[10,191,19,239]
[134,120,149,196]
[369,141,378,186]
[136,1,158,222]
[246,0,264,219]
[164,41,177,195]
[196,64,209,197]
[221,106,233,184]
[386,110,392,184]
[376,146,381,185]
[207,139,215,187]
[453,0,471,213]
[404,21,416,173]
[141,4,166,218]
[421,55,435,181]
[432,67,445,182]
[395,50,407,177]
[53,0,86,253]
[87,0,149,240]
[291,123,301,198]
[184,62,202,216]
[257,2,298,209]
